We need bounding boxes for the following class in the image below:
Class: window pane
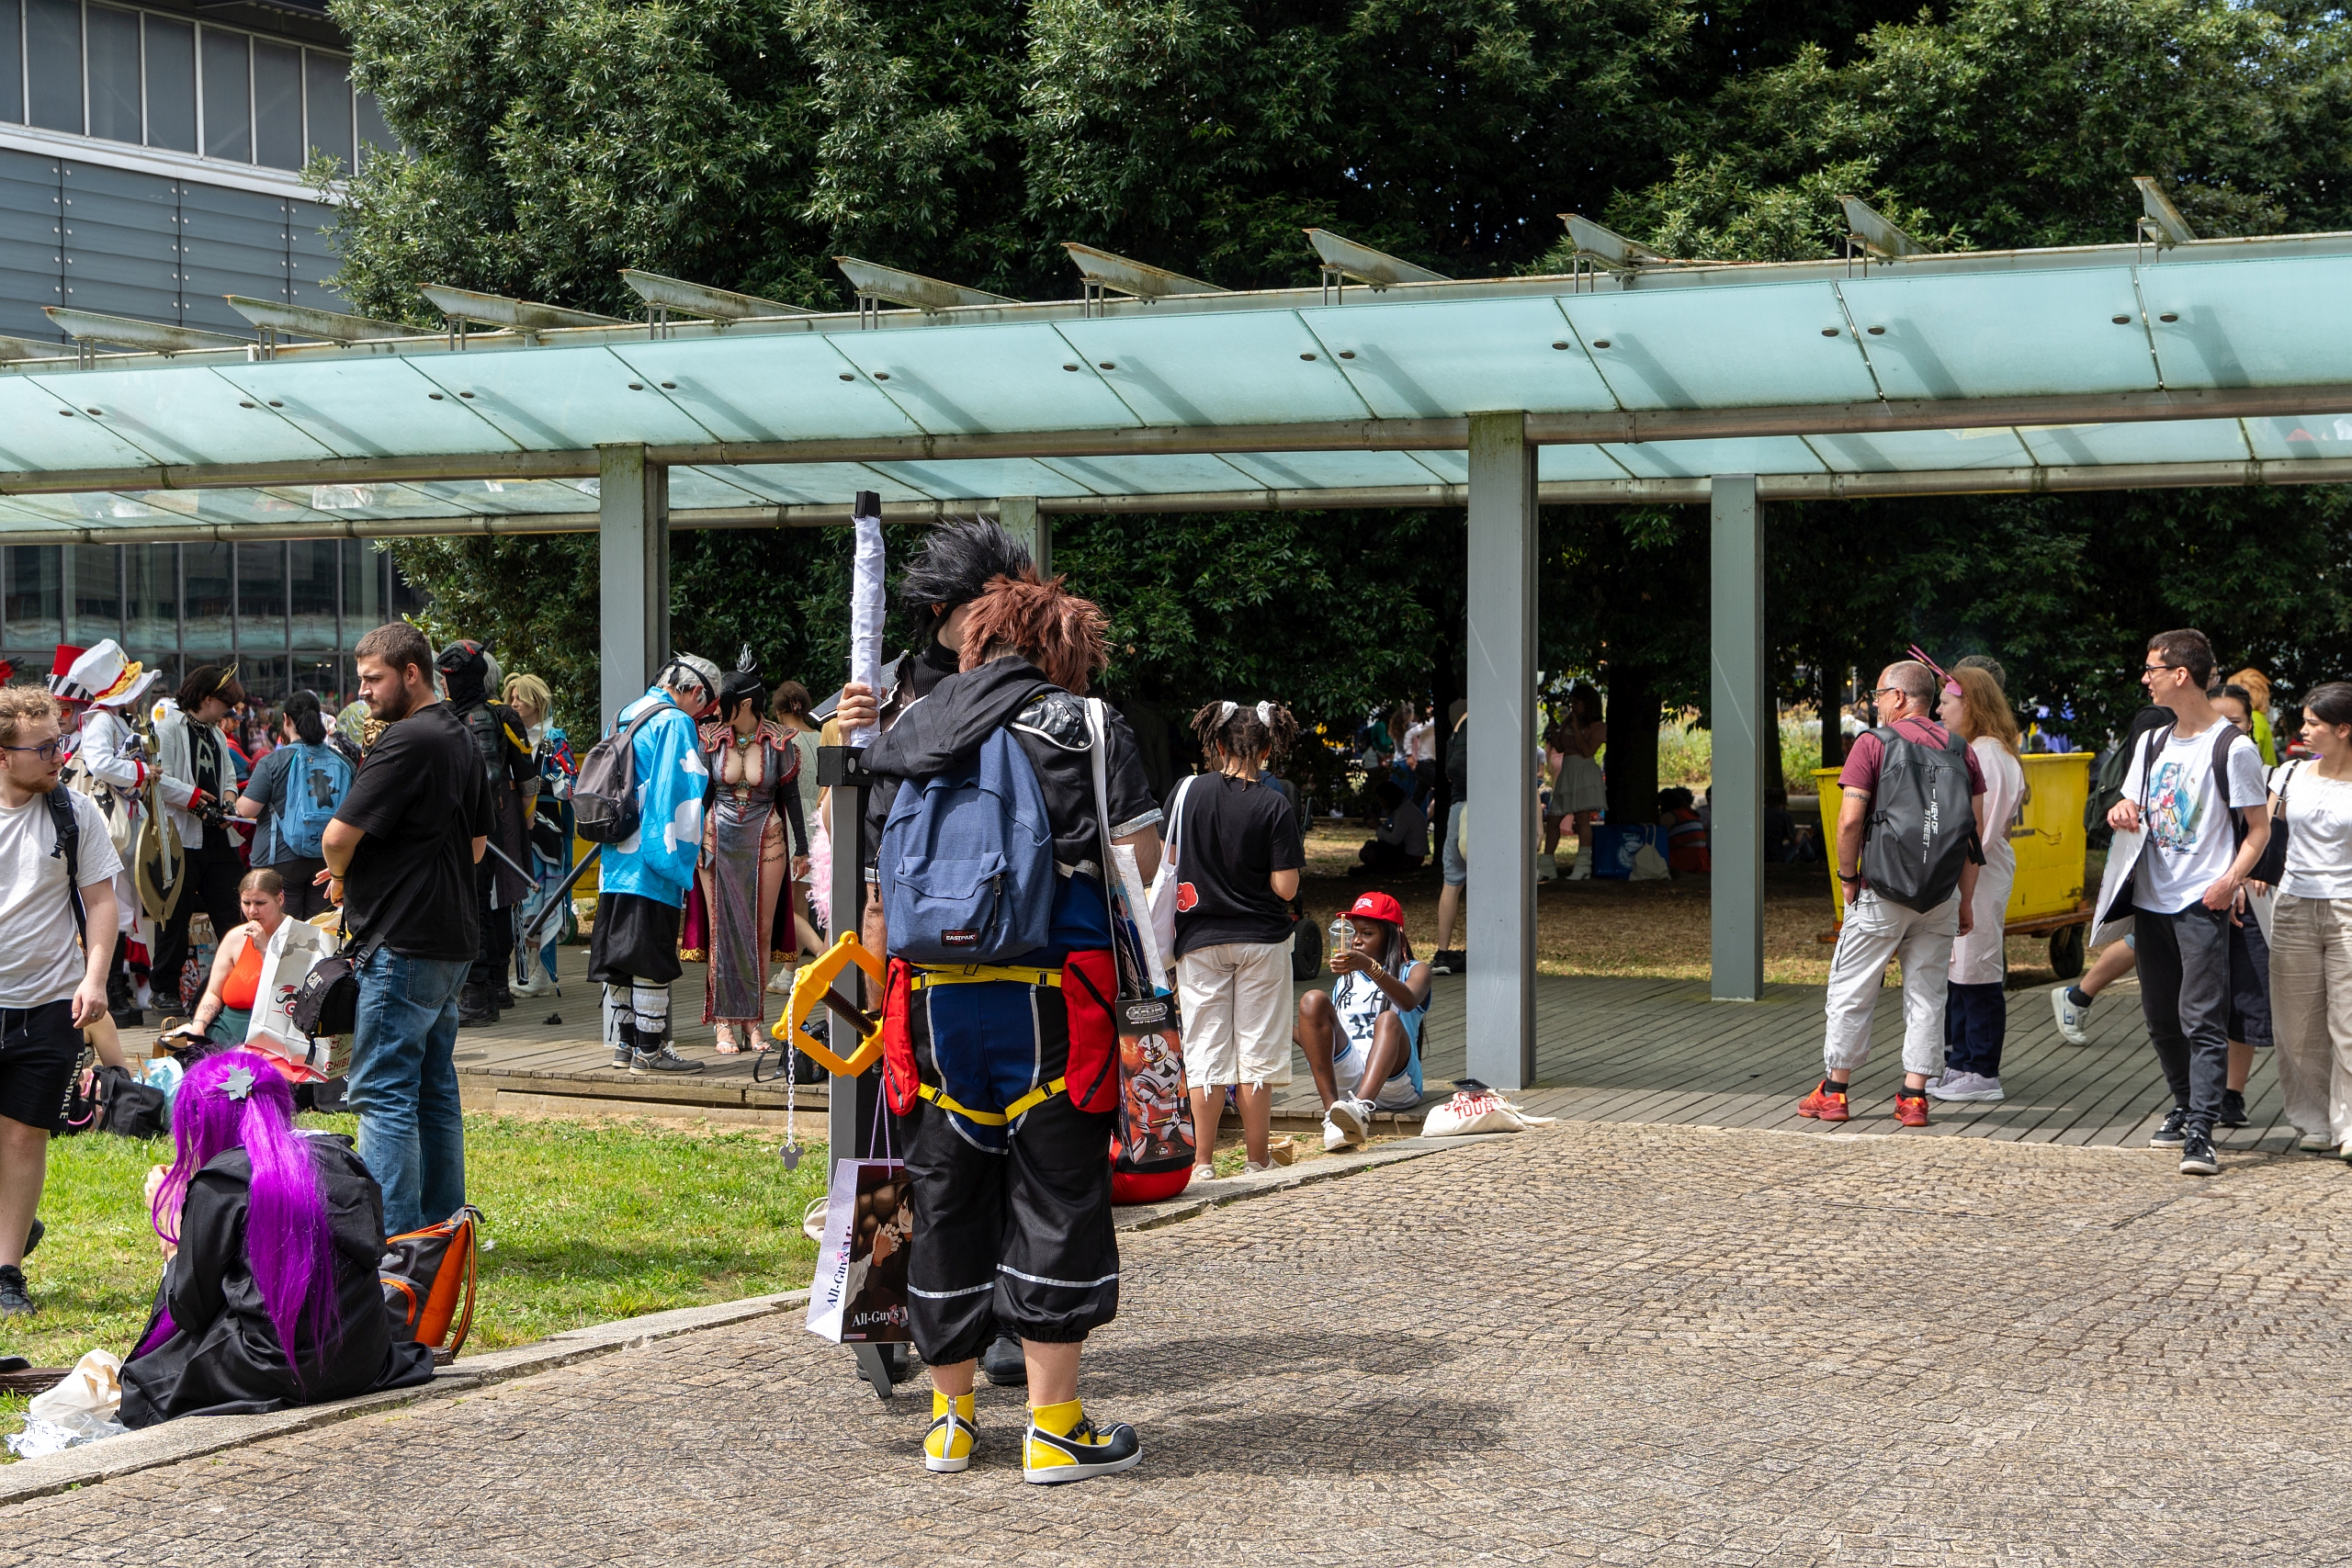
[125,543,174,659]
[68,543,119,647]
[85,5,140,144]
[26,0,83,134]
[143,17,194,153]
[356,88,393,165]
[291,652,339,709]
[199,28,249,162]
[253,40,302,171]
[0,1,23,125]
[6,546,61,641]
[289,539,336,646]
[302,51,350,170]
[390,556,424,618]
[235,541,286,659]
[183,542,232,657]
[344,540,383,630]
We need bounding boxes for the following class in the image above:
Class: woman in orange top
[176,869,290,1046]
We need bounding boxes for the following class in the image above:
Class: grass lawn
[2,1113,830,1407]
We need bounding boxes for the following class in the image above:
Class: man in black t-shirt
[320,622,493,1238]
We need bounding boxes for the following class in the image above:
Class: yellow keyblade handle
[775,934,888,1077]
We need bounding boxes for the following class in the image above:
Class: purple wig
[150,1052,338,1372]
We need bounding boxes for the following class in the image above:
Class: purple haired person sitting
[119,1052,435,1427]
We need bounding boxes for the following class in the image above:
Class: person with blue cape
[588,654,718,1075]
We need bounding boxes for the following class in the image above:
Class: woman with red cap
[1295,890,1430,1149]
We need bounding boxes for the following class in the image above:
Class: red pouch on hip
[1059,949,1121,1114]
[881,958,920,1116]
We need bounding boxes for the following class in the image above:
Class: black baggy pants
[2135,902,2233,1133]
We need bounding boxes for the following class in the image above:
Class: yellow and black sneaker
[924,1390,978,1473]
[1023,1398,1142,1484]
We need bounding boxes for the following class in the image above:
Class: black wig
[894,517,1035,625]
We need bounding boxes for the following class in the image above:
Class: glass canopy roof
[3,238,2350,539]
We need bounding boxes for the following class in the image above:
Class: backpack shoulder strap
[2137,722,2174,808]
[45,784,85,942]
[2208,723,2253,843]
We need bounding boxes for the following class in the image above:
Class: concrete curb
[0,1290,810,1508]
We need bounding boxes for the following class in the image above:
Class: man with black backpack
[2098,629,2270,1177]
[435,642,537,1028]
[0,686,121,1315]
[1800,660,1987,1128]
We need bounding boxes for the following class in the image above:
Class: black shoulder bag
[2248,760,2301,886]
[289,923,384,1040]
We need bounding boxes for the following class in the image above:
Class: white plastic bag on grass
[7,1349,128,1457]
[1422,1091,1556,1137]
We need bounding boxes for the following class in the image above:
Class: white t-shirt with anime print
[2122,723,2267,914]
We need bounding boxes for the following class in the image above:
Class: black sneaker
[631,1044,704,1075]
[980,1333,1027,1387]
[2179,1132,2221,1176]
[2150,1108,2190,1147]
[23,1218,41,1258]
[2218,1089,2248,1128]
[0,1265,35,1317]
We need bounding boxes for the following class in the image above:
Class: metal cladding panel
[60,162,183,326]
[825,321,1143,435]
[2141,255,2352,391]
[18,365,334,466]
[179,182,289,333]
[1838,267,2157,400]
[1804,426,2034,472]
[859,457,1099,499]
[2013,419,2251,468]
[214,357,522,458]
[287,198,342,312]
[411,348,725,448]
[0,378,174,469]
[0,150,63,342]
[1557,281,1878,410]
[1055,311,1377,426]
[604,336,928,445]
[1600,436,1828,479]
[1296,296,1619,419]
[2245,413,2352,461]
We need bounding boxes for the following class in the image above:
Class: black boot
[980,1332,1027,1387]
[458,982,498,1028]
[107,938,140,1028]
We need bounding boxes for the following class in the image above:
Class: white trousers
[1823,888,1959,1077]
[2269,891,2352,1142]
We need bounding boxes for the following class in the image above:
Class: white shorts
[1331,1039,1421,1110]
[1177,941,1295,1089]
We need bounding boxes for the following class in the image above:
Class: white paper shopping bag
[805,1157,914,1344]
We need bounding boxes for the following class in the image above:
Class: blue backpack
[878,727,1057,964]
[276,742,354,861]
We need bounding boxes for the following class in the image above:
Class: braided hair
[1190,700,1298,769]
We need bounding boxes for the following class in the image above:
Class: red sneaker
[1797,1083,1849,1122]
[1894,1093,1930,1128]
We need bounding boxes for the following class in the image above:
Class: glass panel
[598,337,926,445]
[182,541,231,657]
[2143,255,2352,392]
[1057,313,1378,426]
[39,365,338,468]
[234,541,284,653]
[355,89,393,164]
[821,323,1147,436]
[2245,412,2352,461]
[413,349,729,449]
[125,541,174,659]
[289,538,336,646]
[1557,282,1877,412]
[5,546,62,642]
[0,0,23,124]
[1219,449,1455,492]
[26,0,83,134]
[1530,446,1636,482]
[846,457,1093,501]
[302,51,350,169]
[68,542,119,646]
[1838,269,2156,399]
[0,378,182,471]
[659,468,768,510]
[253,40,302,171]
[85,5,140,145]
[1600,436,1826,479]
[1034,454,1265,497]
[2013,419,2251,468]
[142,16,194,153]
[213,359,535,459]
[290,652,340,708]
[389,557,424,618]
[1296,297,1620,419]
[199,28,249,162]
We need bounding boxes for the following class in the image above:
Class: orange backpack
[380,1206,481,1365]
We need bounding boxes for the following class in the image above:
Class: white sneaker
[2300,1131,2335,1152]
[1320,1115,1350,1153]
[510,976,556,998]
[1242,1159,1275,1176]
[2050,984,2092,1044]
[1927,1071,2005,1102]
[766,964,797,998]
[1327,1098,1371,1147]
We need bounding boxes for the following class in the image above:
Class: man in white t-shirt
[2107,629,2269,1177]
[0,688,122,1314]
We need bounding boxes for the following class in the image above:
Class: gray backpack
[571,706,662,845]
[1859,724,1985,913]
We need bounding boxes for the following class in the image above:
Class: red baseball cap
[1345,891,1405,928]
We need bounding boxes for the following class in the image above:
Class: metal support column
[597,445,670,732]
[999,495,1048,578]
[1709,475,1765,1000]
[1464,411,1537,1090]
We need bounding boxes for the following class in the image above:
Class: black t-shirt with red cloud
[1172,773,1306,958]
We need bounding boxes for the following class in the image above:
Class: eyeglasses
[1,739,64,761]
[2142,662,2174,676]
[1870,686,1906,700]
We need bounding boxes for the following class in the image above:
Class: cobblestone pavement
[12,1122,2352,1565]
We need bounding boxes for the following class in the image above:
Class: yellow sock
[1028,1397,1083,1438]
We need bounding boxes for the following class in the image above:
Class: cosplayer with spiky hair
[121,1051,435,1425]
[851,569,1165,1485]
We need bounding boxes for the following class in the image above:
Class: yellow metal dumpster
[1813,752,2096,976]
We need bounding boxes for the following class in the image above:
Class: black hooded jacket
[860,656,1161,874]
[120,1135,435,1427]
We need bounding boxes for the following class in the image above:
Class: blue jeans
[347,947,470,1237]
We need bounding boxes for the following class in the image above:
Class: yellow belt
[917,1077,1067,1126]
[906,964,1069,1123]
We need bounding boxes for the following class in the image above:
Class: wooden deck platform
[454,949,2281,1153]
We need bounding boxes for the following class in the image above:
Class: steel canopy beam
[45,308,250,355]
[418,285,625,333]
[1561,213,1679,272]
[834,257,1015,311]
[619,269,811,320]
[225,297,413,342]
[1305,229,1449,287]
[1060,243,1224,299]
[0,334,72,363]
[2135,176,2199,247]
[1840,197,1931,259]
